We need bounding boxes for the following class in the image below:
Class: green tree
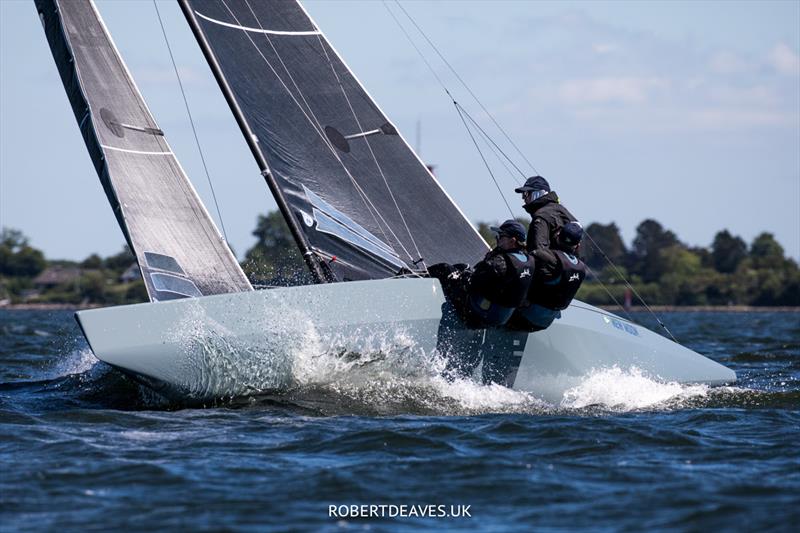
[749,232,785,269]
[631,219,681,282]
[243,212,308,285]
[476,222,495,244]
[79,271,108,303]
[103,245,136,271]
[0,228,46,277]
[582,222,628,271]
[657,245,713,305]
[711,230,747,273]
[80,253,103,269]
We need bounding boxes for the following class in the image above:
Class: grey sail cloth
[183,0,489,282]
[35,0,252,301]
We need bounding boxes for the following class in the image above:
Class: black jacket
[530,248,586,310]
[522,191,576,252]
[470,246,534,308]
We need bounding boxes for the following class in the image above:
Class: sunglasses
[522,190,547,202]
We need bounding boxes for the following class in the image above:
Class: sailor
[427,220,533,328]
[515,175,577,253]
[457,219,534,327]
[509,221,587,331]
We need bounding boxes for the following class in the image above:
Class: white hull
[75,278,735,403]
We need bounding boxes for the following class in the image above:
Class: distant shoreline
[1,302,797,313]
[599,305,799,313]
[0,303,106,311]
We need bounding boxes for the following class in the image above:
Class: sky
[1,0,798,261]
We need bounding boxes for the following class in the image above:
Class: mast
[178,0,329,284]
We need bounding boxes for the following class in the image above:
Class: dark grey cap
[490,220,527,242]
[514,175,551,193]
[559,221,584,247]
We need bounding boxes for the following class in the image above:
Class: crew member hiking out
[428,220,533,328]
[508,221,587,331]
[515,175,577,252]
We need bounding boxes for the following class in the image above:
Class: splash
[48,346,100,379]
[166,299,313,398]
[160,303,545,413]
[561,366,711,411]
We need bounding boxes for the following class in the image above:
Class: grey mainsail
[35,0,252,301]
[181,0,489,282]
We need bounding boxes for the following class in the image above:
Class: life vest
[531,250,586,310]
[471,250,534,308]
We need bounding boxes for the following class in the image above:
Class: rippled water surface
[1,309,798,531]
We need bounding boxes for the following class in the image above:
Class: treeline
[0,228,146,305]
[576,220,798,306]
[2,216,798,306]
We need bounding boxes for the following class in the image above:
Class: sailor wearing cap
[464,220,535,327]
[509,221,587,331]
[515,175,578,253]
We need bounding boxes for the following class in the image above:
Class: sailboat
[36,0,735,403]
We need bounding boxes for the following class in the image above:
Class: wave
[4,325,795,414]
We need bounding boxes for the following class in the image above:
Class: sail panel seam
[100,145,173,155]
[195,10,320,36]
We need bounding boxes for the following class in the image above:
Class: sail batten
[36,0,252,301]
[183,0,489,282]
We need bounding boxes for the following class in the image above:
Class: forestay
[181,0,489,281]
[35,0,252,301]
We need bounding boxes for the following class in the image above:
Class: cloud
[768,43,800,76]
[705,84,781,107]
[709,51,751,75]
[558,77,668,105]
[689,108,793,128]
[592,43,619,55]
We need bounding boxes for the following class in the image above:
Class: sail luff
[178,0,329,284]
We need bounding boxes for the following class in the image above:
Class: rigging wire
[459,106,527,182]
[152,0,229,242]
[382,1,454,101]
[392,0,538,176]
[583,232,679,342]
[384,1,515,218]
[458,104,524,199]
[454,103,515,218]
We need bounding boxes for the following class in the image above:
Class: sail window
[150,272,203,299]
[303,186,397,257]
[144,252,186,275]
[314,209,406,270]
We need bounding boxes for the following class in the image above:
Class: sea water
[1,309,798,531]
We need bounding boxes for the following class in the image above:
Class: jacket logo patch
[520,269,531,278]
[569,273,580,282]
